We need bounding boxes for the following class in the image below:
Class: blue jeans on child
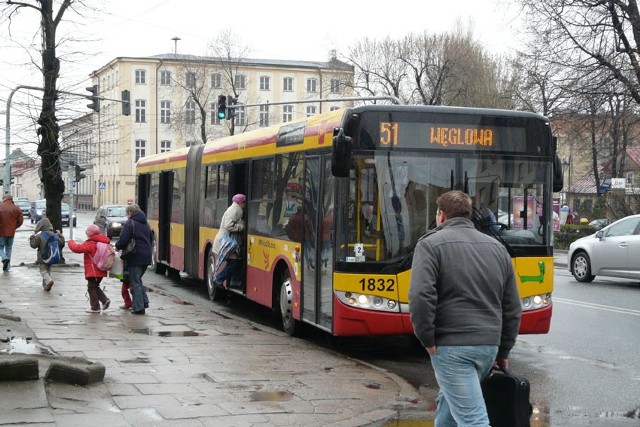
[429,345,498,427]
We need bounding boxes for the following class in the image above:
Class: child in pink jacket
[68,224,112,313]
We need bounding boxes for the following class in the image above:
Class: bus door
[302,154,334,331]
[229,162,248,289]
[157,171,173,265]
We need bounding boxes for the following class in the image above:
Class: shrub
[554,225,595,250]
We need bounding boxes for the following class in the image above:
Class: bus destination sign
[378,121,526,152]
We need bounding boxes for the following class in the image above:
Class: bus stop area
[0,234,421,426]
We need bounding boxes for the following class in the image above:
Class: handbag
[481,365,533,427]
[120,221,136,261]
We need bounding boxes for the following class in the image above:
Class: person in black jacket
[115,204,151,315]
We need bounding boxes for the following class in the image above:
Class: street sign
[99,182,106,190]
[611,178,626,189]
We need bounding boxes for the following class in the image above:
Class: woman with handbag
[115,204,151,315]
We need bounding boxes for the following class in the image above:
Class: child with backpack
[29,218,65,291]
[68,224,112,313]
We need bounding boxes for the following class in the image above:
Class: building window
[306,78,318,93]
[283,105,293,122]
[211,73,222,89]
[259,105,269,127]
[235,74,246,89]
[185,100,196,124]
[160,70,171,85]
[160,101,171,124]
[160,140,171,153]
[135,100,146,123]
[135,69,146,84]
[235,106,246,126]
[260,76,270,90]
[330,106,340,111]
[626,171,634,186]
[283,77,293,92]
[306,106,317,117]
[186,72,196,88]
[330,78,341,93]
[135,139,146,162]
[210,102,221,125]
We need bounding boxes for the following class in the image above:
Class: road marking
[554,297,640,316]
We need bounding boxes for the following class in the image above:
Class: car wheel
[572,251,595,282]
[277,269,300,336]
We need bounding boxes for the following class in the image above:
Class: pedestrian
[119,270,132,310]
[68,224,111,313]
[114,204,151,315]
[29,218,65,291]
[0,194,24,271]
[409,190,522,427]
[212,194,246,289]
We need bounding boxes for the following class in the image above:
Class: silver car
[568,214,640,282]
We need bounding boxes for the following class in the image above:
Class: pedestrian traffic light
[74,164,87,182]
[121,90,131,116]
[86,84,100,113]
[227,95,237,121]
[217,95,227,120]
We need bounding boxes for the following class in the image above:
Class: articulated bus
[135,105,562,337]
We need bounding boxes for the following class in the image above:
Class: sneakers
[85,308,101,313]
[44,280,54,291]
[2,259,10,271]
[120,304,132,310]
[131,309,145,315]
[102,299,111,310]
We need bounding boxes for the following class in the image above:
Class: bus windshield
[335,151,552,264]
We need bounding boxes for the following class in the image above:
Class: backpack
[41,232,61,265]
[91,241,116,272]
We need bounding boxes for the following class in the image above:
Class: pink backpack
[91,242,116,272]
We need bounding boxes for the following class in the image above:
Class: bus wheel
[278,271,300,336]
[206,251,225,301]
[150,237,166,275]
[572,251,595,282]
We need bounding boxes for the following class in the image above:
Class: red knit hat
[86,224,101,237]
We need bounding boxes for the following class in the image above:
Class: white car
[567,214,640,282]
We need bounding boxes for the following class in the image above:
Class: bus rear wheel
[278,270,300,336]
[206,251,225,301]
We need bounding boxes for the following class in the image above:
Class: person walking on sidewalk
[409,190,522,427]
[115,204,151,315]
[0,194,24,271]
[68,224,111,313]
[29,218,65,291]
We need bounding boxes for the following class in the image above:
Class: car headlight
[36,209,43,215]
[111,222,122,228]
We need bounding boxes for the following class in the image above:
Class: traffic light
[74,164,87,182]
[227,95,237,121]
[121,90,131,116]
[86,84,100,113]
[217,95,227,120]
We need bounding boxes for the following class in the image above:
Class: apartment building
[74,53,354,208]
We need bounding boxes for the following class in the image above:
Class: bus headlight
[336,291,400,313]
[521,293,552,311]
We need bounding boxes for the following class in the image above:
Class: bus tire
[572,251,595,282]
[206,251,225,301]
[278,270,300,336]
[150,237,166,275]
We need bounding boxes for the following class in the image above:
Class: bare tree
[2,0,83,231]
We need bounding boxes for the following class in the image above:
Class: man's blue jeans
[0,236,14,261]
[429,345,498,427]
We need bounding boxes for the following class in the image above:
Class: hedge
[554,225,596,250]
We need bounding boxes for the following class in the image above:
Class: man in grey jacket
[409,190,521,427]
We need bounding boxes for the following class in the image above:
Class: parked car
[568,214,640,282]
[588,218,609,231]
[15,199,31,218]
[95,204,128,238]
[30,199,46,223]
[60,203,77,227]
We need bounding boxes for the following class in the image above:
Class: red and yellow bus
[136,105,561,336]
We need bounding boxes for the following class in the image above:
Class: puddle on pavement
[130,328,205,337]
[0,337,54,355]
[249,391,294,402]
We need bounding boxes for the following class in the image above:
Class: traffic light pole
[68,162,75,240]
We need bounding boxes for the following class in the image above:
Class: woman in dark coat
[115,204,152,314]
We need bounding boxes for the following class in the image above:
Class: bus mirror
[332,127,352,177]
[553,155,563,192]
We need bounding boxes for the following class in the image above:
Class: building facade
[85,53,354,208]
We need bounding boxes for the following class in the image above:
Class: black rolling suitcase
[481,365,533,427]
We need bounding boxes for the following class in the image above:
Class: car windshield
[61,203,69,211]
[16,201,30,208]
[107,206,126,217]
